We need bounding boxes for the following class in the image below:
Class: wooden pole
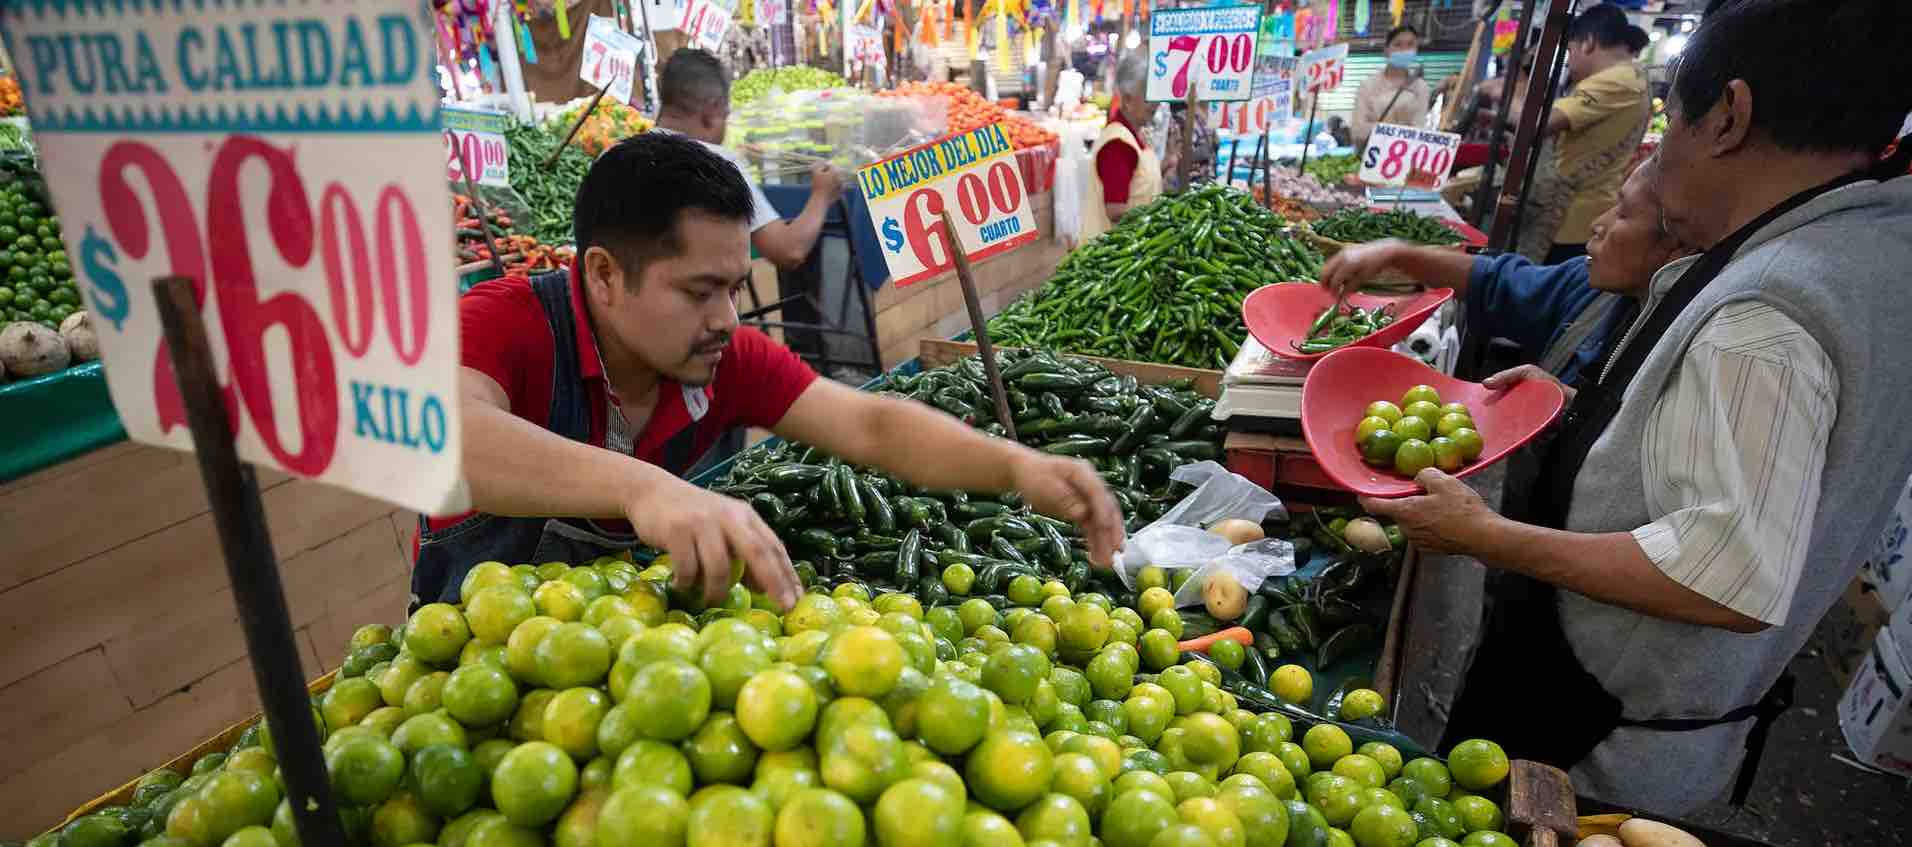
[937,207,1018,439]
[151,276,347,847]
[1471,0,1539,230]
[1176,83,1198,191]
[1256,128,1270,206]
[1441,19,1487,132]
[547,83,613,167]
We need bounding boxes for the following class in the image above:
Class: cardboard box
[1838,630,1912,777]
[1861,475,1912,614]
[1891,593,1912,656]
[1823,577,1893,689]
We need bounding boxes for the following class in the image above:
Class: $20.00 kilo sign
[1,0,466,513]
[857,123,1038,288]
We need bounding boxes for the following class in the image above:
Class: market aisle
[1682,612,1912,846]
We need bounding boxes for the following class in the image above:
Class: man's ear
[582,246,624,304]
[1706,79,1755,159]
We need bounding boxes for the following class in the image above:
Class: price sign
[849,24,885,64]
[1147,5,1261,103]
[1358,123,1463,189]
[1211,80,1292,134]
[443,107,511,188]
[681,0,734,50]
[1300,42,1348,93]
[1,1,465,512]
[644,0,685,31]
[758,0,788,25]
[581,14,644,103]
[856,123,1038,287]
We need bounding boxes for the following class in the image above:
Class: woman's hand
[1484,363,1576,404]
[1318,240,1406,298]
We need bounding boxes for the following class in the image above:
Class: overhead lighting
[1662,34,1688,56]
[1124,30,1141,49]
[1679,18,1695,32]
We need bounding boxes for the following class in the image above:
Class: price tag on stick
[1147,5,1262,102]
[580,14,645,103]
[2,0,465,515]
[1358,123,1462,190]
[1300,42,1348,93]
[443,106,512,188]
[856,123,1039,287]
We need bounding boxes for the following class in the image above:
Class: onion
[1208,518,1265,545]
[1343,517,1392,553]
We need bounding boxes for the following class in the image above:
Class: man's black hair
[1384,25,1419,44]
[1568,3,1648,52]
[1670,0,1912,156]
[572,132,754,282]
[659,48,729,113]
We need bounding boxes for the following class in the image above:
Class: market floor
[1674,612,1912,847]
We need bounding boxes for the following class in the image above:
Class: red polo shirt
[425,267,817,531]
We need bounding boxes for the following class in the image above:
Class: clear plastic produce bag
[1115,461,1294,595]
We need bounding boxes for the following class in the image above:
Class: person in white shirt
[654,48,844,270]
[1362,0,1912,814]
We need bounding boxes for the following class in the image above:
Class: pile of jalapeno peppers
[987,185,1324,370]
[1310,206,1465,247]
[705,350,1223,603]
[1294,302,1397,354]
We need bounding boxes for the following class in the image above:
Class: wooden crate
[918,338,1223,399]
[52,671,338,832]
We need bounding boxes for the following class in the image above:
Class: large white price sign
[580,14,645,103]
[1211,79,1292,134]
[1300,42,1349,93]
[1,0,464,513]
[758,0,789,25]
[849,25,884,64]
[1147,5,1262,103]
[443,107,511,188]
[681,0,733,50]
[1358,123,1463,189]
[856,123,1037,287]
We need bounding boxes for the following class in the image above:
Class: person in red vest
[416,133,1122,611]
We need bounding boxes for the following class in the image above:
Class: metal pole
[1296,93,1320,176]
[152,276,345,847]
[634,0,663,115]
[1504,28,1569,249]
[1488,0,1576,252]
[1470,0,1538,230]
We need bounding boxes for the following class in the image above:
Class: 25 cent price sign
[0,0,465,513]
[1358,123,1462,189]
[1148,5,1262,103]
[1300,42,1348,93]
[856,123,1037,287]
[443,106,511,188]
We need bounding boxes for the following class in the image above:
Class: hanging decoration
[1389,0,1403,27]
[1353,0,1368,35]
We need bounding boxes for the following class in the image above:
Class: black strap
[1621,672,1794,806]
[528,269,592,443]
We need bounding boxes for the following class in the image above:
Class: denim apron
[410,270,708,608]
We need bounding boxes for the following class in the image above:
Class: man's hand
[627,481,801,611]
[1357,469,1499,555]
[1318,240,1406,298]
[810,163,845,198]
[1009,452,1125,568]
[1484,363,1576,404]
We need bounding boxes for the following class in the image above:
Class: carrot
[1177,627,1255,653]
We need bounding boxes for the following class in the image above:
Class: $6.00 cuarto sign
[0,0,466,513]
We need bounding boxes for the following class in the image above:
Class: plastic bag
[1170,538,1297,610]
[1115,461,1291,590]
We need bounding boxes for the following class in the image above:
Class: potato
[1209,518,1264,545]
[0,321,70,377]
[1618,819,1706,847]
[1202,570,1247,620]
[60,311,99,362]
[1343,517,1392,553]
[1578,836,1623,847]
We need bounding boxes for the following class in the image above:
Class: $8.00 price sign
[856,123,1037,287]
[581,14,644,103]
[1,0,466,513]
[1147,5,1261,103]
[443,106,511,188]
[1358,123,1463,190]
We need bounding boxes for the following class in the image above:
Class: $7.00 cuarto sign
[0,0,466,514]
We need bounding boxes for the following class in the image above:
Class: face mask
[1387,50,1418,69]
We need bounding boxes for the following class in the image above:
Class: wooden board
[1371,547,1416,708]
[919,338,1224,399]
[1505,759,1578,843]
[52,671,338,832]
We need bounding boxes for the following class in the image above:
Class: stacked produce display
[503,123,595,247]
[47,534,1525,847]
[452,193,572,277]
[878,82,1059,150]
[1309,209,1464,248]
[1301,155,1360,188]
[542,101,653,158]
[0,149,96,382]
[731,67,848,106]
[987,186,1324,370]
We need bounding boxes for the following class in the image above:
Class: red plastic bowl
[1243,283,1455,361]
[1300,347,1567,497]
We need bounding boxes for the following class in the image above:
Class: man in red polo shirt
[417,133,1123,611]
